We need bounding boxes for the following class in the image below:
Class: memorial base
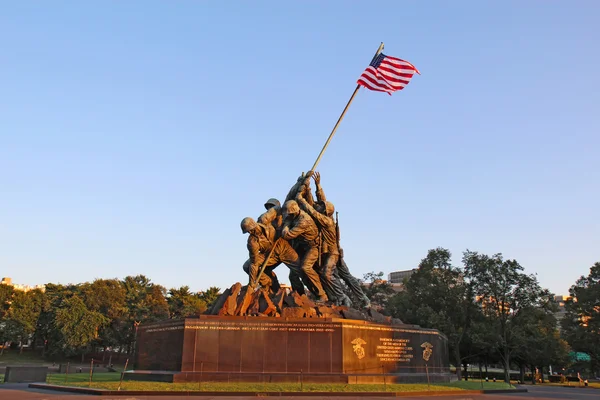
[128,316,452,384]
[124,370,454,384]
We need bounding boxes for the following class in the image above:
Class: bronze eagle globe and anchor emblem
[351,338,367,359]
[421,342,433,362]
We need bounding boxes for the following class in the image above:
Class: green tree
[36,283,81,358]
[121,275,169,354]
[463,250,553,383]
[3,289,44,353]
[122,275,169,322]
[81,279,127,320]
[167,286,207,319]
[0,284,14,320]
[387,248,478,379]
[80,279,128,361]
[54,295,108,360]
[514,307,570,383]
[360,271,395,312]
[0,284,15,353]
[561,262,600,375]
[198,286,221,309]
[466,313,501,380]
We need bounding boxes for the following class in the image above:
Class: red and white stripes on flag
[357,53,420,95]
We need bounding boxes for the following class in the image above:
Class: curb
[28,384,528,397]
[483,388,528,393]
[558,384,599,389]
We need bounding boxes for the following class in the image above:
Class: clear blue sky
[1,2,598,296]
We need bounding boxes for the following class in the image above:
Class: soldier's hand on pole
[302,180,311,193]
[302,172,313,187]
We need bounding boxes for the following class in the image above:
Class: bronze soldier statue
[239,172,369,307]
[265,198,281,210]
[240,217,300,293]
[296,183,348,306]
[312,172,371,308]
[256,198,306,294]
[258,198,282,234]
[285,172,315,205]
[336,251,370,308]
[281,200,328,302]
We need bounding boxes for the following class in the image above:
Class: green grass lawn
[48,372,122,384]
[45,372,514,392]
[440,380,514,390]
[0,351,49,365]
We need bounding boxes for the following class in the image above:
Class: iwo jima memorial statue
[129,44,452,384]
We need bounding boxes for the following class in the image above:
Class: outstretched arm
[313,172,326,203]
[285,171,313,203]
[258,206,278,225]
[296,194,327,227]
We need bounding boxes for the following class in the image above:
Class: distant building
[1,277,45,292]
[554,295,569,318]
[388,269,418,284]
[359,278,404,293]
[358,269,418,293]
[554,295,573,329]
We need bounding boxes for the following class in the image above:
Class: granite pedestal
[126,316,451,384]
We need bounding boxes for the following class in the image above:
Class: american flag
[357,53,420,95]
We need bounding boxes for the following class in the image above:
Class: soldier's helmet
[264,198,281,210]
[240,217,257,233]
[282,200,300,218]
[325,201,335,216]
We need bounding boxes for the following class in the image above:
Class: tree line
[0,249,598,383]
[0,275,221,361]
[362,248,599,383]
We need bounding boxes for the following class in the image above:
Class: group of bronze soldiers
[240,171,371,308]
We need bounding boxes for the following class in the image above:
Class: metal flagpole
[310,42,385,172]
